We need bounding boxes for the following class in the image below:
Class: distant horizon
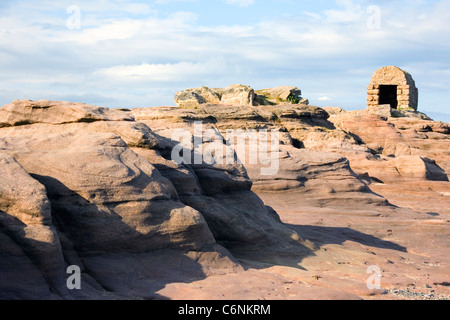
[3,90,449,123]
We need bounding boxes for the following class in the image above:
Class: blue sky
[1,0,449,121]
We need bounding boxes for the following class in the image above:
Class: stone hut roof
[370,66,416,87]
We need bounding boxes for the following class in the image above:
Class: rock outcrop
[1,95,448,300]
[174,86,221,108]
[0,153,68,299]
[220,84,255,106]
[255,86,307,105]
[134,96,449,198]
[0,99,134,127]
[0,99,310,299]
[174,84,308,108]
[324,108,449,183]
[132,103,386,206]
[175,85,255,108]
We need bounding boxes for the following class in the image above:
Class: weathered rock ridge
[323,107,449,183]
[1,97,449,300]
[0,99,311,299]
[174,85,308,108]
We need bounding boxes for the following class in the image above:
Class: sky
[0,0,449,121]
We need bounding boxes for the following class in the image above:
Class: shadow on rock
[23,174,238,300]
[0,211,68,299]
[135,136,319,270]
[286,224,407,253]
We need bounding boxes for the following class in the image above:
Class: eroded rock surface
[132,103,387,206]
[0,153,67,299]
[174,84,308,108]
[1,97,449,300]
[325,109,449,183]
[0,100,309,299]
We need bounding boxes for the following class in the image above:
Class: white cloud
[302,11,321,20]
[223,0,255,7]
[94,59,227,82]
[324,0,362,23]
[155,0,197,3]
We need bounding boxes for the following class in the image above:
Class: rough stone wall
[367,66,418,111]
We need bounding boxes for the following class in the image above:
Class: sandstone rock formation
[0,99,134,127]
[220,84,255,106]
[325,108,449,183]
[255,86,307,105]
[136,95,449,194]
[1,95,449,300]
[0,99,310,299]
[131,99,449,301]
[174,84,308,108]
[174,86,221,108]
[0,153,68,299]
[132,103,387,206]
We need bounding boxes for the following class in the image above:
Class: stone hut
[367,66,418,111]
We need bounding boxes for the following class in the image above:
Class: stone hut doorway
[367,66,418,111]
[379,85,398,109]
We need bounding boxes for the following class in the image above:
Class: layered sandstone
[131,103,386,206]
[1,97,449,300]
[0,99,309,299]
[174,85,308,108]
[325,108,449,183]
